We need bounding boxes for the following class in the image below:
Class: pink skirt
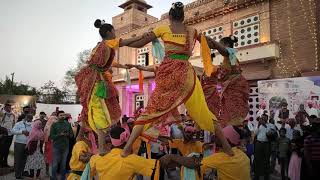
[288,152,301,180]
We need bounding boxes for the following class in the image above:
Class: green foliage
[38,81,68,104]
[0,76,39,95]
[64,49,91,87]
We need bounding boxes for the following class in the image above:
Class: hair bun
[230,35,238,43]
[94,19,102,28]
[172,2,184,9]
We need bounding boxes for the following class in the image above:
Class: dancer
[167,125,204,156]
[67,127,96,180]
[165,125,205,180]
[75,19,145,153]
[202,35,250,127]
[160,125,250,180]
[121,1,232,157]
[89,126,160,179]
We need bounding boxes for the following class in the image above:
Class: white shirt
[170,124,183,139]
[247,121,256,132]
[11,120,32,144]
[276,122,290,132]
[256,109,270,118]
[0,110,15,136]
[151,142,161,154]
[249,120,259,132]
[306,107,318,117]
[286,125,303,140]
[255,123,275,142]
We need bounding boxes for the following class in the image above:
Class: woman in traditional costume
[75,19,143,153]
[202,35,250,127]
[121,2,233,157]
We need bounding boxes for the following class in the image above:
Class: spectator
[295,104,309,126]
[0,103,16,168]
[286,118,302,140]
[268,118,279,173]
[278,128,290,180]
[257,101,269,118]
[50,111,73,180]
[305,100,318,117]
[72,121,81,140]
[304,117,320,179]
[170,114,184,140]
[66,115,76,171]
[288,130,303,180]
[34,111,47,131]
[243,119,253,166]
[11,112,33,179]
[275,101,293,130]
[44,112,57,176]
[24,120,46,179]
[253,114,273,180]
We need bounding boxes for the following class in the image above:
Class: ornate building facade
[111,0,320,119]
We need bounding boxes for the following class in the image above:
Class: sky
[0,0,194,88]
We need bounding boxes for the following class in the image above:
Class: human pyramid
[71,1,250,180]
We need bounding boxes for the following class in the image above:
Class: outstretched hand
[125,64,136,69]
[120,147,132,157]
[160,154,174,169]
[158,136,172,146]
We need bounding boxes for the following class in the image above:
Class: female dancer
[202,36,250,127]
[75,19,143,153]
[121,2,233,156]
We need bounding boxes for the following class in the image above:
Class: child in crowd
[278,128,291,180]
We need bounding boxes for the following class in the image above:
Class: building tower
[112,0,158,35]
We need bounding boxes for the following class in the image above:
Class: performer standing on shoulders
[120,2,233,157]
[202,35,250,127]
[75,19,145,153]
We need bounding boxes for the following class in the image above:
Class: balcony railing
[190,42,280,67]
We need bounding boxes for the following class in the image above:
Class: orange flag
[139,70,144,92]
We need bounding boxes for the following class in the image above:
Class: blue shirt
[11,120,32,144]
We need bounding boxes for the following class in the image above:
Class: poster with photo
[258,76,320,118]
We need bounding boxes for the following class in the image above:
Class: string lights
[307,0,319,71]
[286,0,301,76]
[186,0,317,76]
[272,0,290,77]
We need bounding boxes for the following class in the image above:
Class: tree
[64,49,91,91]
[0,76,39,96]
[39,81,68,104]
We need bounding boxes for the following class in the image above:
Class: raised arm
[205,36,229,57]
[119,34,148,47]
[126,32,157,48]
[112,62,130,69]
[160,154,199,169]
[126,64,156,72]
